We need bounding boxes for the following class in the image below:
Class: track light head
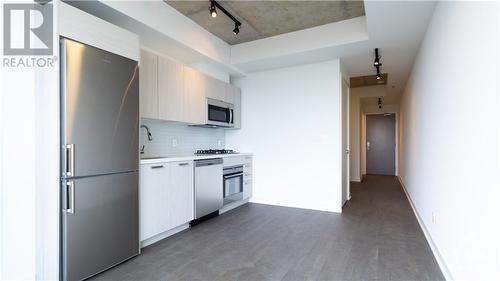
[233,24,240,35]
[209,1,217,17]
[373,48,384,78]
[209,0,241,35]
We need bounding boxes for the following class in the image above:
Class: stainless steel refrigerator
[60,38,140,281]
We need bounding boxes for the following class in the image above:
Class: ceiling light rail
[209,0,242,35]
[373,48,382,80]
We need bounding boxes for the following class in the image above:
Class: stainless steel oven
[223,165,243,205]
[207,98,234,127]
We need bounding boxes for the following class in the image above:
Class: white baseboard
[397,176,453,281]
[140,223,190,248]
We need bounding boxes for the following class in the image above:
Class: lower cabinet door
[165,161,194,230]
[139,161,194,242]
[139,163,169,241]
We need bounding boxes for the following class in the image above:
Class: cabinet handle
[178,162,190,166]
[151,165,164,169]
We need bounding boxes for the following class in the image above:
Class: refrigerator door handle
[65,181,75,214]
[64,144,75,177]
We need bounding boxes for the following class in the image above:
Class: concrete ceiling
[69,0,435,108]
[165,0,365,45]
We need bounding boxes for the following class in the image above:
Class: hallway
[91,176,444,281]
[345,176,444,280]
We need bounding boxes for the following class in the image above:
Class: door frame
[362,112,399,177]
[339,72,350,210]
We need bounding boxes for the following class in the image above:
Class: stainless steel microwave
[206,98,234,127]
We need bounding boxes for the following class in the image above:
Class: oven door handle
[224,173,243,179]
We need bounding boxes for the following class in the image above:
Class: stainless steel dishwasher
[194,158,223,219]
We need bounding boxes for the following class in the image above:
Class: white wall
[349,91,361,182]
[399,2,499,280]
[226,60,342,213]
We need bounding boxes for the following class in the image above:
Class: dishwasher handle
[195,158,223,167]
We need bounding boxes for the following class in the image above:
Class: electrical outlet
[218,140,222,147]
[172,138,178,147]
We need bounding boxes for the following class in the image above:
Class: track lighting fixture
[373,48,382,67]
[233,23,240,35]
[210,1,217,18]
[209,0,242,35]
[373,48,383,82]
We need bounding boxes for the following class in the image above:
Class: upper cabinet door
[224,83,235,104]
[183,66,206,125]
[205,75,225,102]
[233,87,242,129]
[139,49,158,119]
[158,57,184,122]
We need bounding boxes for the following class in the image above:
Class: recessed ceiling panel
[350,73,388,88]
[165,0,365,45]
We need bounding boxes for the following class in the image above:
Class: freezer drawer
[60,38,139,178]
[62,172,139,281]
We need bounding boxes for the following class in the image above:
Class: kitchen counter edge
[140,153,253,164]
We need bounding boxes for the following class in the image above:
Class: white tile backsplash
[140,119,225,157]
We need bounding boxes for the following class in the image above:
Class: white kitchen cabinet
[140,49,243,127]
[224,83,236,104]
[139,161,194,242]
[204,74,225,102]
[224,84,242,129]
[139,49,158,119]
[139,162,169,241]
[183,66,206,124]
[233,87,241,129]
[165,161,194,230]
[158,56,184,122]
[243,158,253,199]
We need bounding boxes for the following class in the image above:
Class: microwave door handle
[226,108,231,124]
[230,109,234,124]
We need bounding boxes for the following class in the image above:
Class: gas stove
[195,149,238,155]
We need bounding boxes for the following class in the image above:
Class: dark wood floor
[91,175,444,281]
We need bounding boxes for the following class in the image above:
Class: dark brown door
[366,114,396,175]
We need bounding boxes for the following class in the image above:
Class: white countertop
[140,153,253,164]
